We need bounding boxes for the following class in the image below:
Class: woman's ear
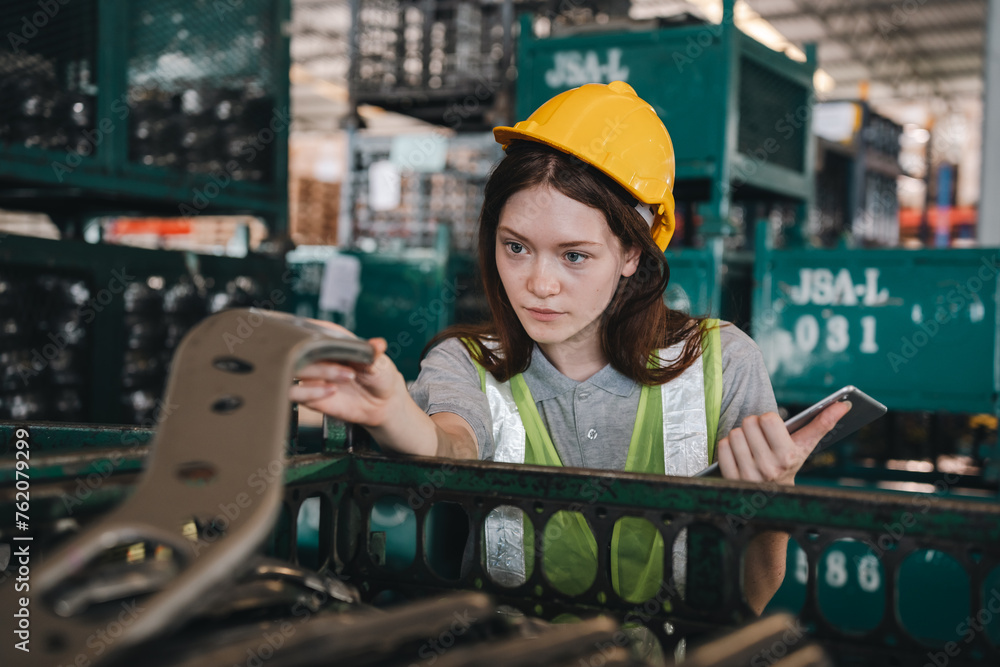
[621,244,641,278]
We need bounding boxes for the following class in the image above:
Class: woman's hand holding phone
[696,386,886,480]
[715,401,852,485]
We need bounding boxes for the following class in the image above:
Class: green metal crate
[514,0,816,240]
[347,247,457,382]
[0,234,289,423]
[750,220,1000,481]
[662,247,718,317]
[0,0,290,234]
[751,225,1000,415]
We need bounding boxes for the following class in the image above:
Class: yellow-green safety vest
[471,320,722,603]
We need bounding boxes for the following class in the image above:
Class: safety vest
[472,320,722,603]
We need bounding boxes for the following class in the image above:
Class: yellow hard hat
[493,81,676,251]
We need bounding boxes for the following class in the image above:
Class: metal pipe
[979,0,1000,244]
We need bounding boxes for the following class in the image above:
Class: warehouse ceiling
[288,0,989,130]
[743,0,988,106]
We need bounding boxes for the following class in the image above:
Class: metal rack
[0,234,287,424]
[0,0,291,236]
[348,0,519,130]
[335,131,500,378]
[511,0,816,321]
[345,131,501,253]
[813,101,903,247]
[3,418,999,665]
[751,220,1000,482]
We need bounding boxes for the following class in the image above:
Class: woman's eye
[565,252,585,263]
[507,242,524,254]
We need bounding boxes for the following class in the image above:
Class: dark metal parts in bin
[128,86,275,182]
[0,0,289,234]
[0,0,99,154]
[135,593,637,667]
[126,0,279,181]
[0,269,90,421]
[350,0,517,129]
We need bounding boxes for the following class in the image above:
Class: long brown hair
[428,141,705,385]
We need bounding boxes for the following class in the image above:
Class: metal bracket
[1,309,372,665]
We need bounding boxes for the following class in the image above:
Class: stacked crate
[0,235,286,424]
[0,0,290,233]
[813,101,902,247]
[351,0,513,129]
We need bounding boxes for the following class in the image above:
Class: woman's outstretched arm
[290,328,478,460]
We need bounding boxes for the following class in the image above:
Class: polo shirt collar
[524,344,636,400]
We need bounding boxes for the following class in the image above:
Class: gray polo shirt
[408,323,777,470]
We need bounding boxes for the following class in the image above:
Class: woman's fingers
[789,400,852,450]
[296,363,356,382]
[368,337,388,356]
[715,405,853,485]
[758,412,805,474]
[741,415,782,481]
[716,437,737,478]
[726,426,764,482]
[289,382,338,403]
[287,332,405,428]
[294,328,386,379]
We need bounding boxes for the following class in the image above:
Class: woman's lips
[526,308,563,322]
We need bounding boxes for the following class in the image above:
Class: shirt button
[579,392,589,400]
[587,429,598,440]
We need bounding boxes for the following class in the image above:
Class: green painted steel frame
[664,245,722,317]
[330,452,1000,665]
[0,0,292,234]
[750,219,1000,484]
[514,0,816,242]
[4,422,1000,664]
[0,234,290,423]
[750,221,1000,414]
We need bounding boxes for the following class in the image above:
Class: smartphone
[693,385,887,478]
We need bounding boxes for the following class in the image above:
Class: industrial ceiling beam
[759,0,983,23]
[778,19,986,43]
[782,0,945,100]
[820,44,984,64]
[830,66,985,87]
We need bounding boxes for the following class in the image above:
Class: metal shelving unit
[0,0,291,236]
[0,234,288,424]
[813,101,903,247]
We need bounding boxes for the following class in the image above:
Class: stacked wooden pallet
[290,177,341,246]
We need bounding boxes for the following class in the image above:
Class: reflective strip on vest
[659,341,709,476]
[482,375,527,587]
[478,340,710,591]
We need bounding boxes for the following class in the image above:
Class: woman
[291,81,848,614]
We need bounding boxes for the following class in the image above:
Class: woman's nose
[526,259,560,298]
